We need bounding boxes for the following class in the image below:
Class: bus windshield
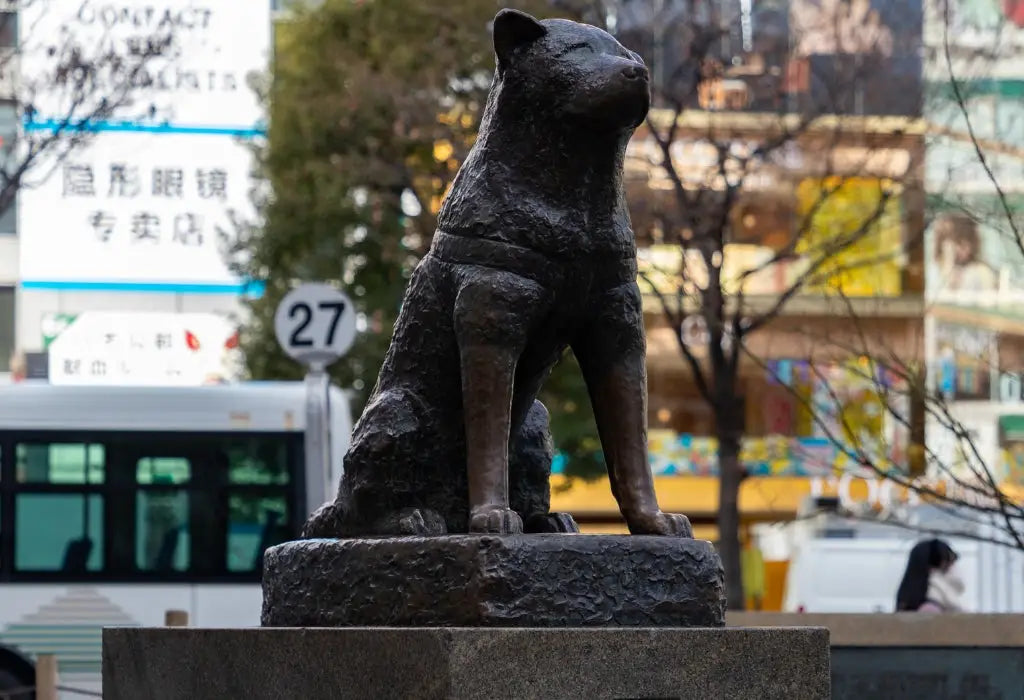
[0,430,303,582]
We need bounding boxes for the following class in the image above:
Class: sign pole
[303,362,332,518]
[274,283,357,517]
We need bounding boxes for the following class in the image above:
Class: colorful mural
[553,356,909,478]
[551,431,904,478]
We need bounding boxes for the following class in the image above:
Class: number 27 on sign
[288,300,346,348]
[273,283,357,368]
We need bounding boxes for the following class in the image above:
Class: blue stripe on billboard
[23,118,267,138]
[20,280,266,297]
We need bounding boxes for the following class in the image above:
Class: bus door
[109,441,227,577]
[109,435,296,578]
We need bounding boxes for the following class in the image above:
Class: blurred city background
[0,0,1022,695]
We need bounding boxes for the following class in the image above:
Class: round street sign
[274,283,357,368]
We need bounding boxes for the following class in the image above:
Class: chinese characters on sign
[47,311,244,386]
[59,329,187,380]
[64,161,231,247]
[17,0,268,287]
[20,133,255,284]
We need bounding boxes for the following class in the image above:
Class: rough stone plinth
[261,535,725,627]
[102,627,831,700]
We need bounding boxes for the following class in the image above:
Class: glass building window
[0,100,17,234]
[0,13,15,48]
[0,193,15,235]
[0,286,12,372]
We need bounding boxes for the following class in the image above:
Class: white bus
[0,381,353,697]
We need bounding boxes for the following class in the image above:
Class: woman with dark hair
[895,539,965,612]
[933,213,998,292]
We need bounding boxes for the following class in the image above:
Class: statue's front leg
[573,282,692,537]
[454,269,548,534]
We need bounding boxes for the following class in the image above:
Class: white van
[766,505,1024,613]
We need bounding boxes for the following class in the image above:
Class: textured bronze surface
[262,535,725,627]
[304,9,691,539]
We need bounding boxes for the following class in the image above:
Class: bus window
[136,490,190,572]
[227,494,288,572]
[13,440,106,572]
[0,441,3,571]
[226,440,289,485]
[16,442,104,484]
[15,494,104,572]
[137,457,191,485]
[127,436,295,576]
[135,456,192,572]
[221,439,292,571]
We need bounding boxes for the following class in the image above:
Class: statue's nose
[622,64,649,82]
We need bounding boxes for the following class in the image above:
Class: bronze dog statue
[304,8,692,539]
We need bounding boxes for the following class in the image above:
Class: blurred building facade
[550,0,1024,543]
[921,0,1024,504]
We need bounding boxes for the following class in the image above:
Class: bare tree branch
[938,0,1021,252]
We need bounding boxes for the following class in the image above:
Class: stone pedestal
[102,626,831,700]
[261,535,726,627]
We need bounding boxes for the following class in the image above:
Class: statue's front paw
[469,506,523,534]
[627,510,693,538]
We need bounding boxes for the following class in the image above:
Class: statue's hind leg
[305,502,447,538]
[370,507,447,536]
[511,399,580,534]
[304,388,450,537]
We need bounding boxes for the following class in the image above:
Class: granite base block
[102,626,831,700]
[261,535,726,627]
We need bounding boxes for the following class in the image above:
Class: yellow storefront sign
[795,176,903,297]
[550,473,1022,523]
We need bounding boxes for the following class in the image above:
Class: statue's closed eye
[555,42,593,58]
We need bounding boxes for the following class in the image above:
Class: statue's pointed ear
[492,8,546,74]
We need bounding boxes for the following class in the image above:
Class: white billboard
[18,0,268,128]
[20,132,255,284]
[47,311,243,385]
[18,0,270,288]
